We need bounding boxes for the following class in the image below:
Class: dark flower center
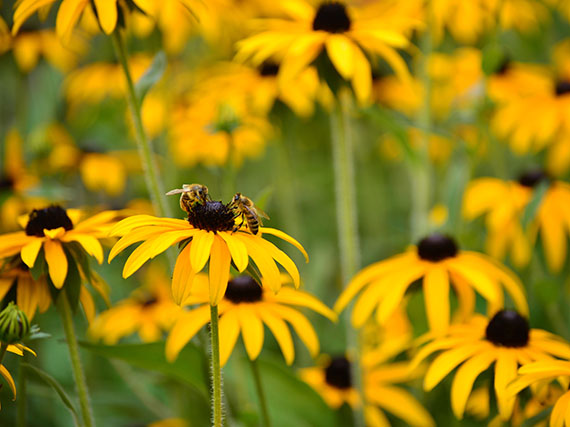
[0,176,15,190]
[140,296,158,308]
[224,276,263,303]
[259,62,280,76]
[555,81,570,96]
[485,310,529,347]
[25,206,74,237]
[417,234,459,262]
[325,356,351,389]
[495,59,511,75]
[518,169,549,188]
[186,201,235,232]
[312,2,351,33]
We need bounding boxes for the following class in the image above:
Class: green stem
[330,89,364,427]
[58,293,95,427]
[409,11,434,242]
[17,353,27,427]
[209,304,223,427]
[249,358,271,427]
[111,29,171,219]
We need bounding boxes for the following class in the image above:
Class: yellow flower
[109,195,308,306]
[79,153,127,197]
[489,63,570,155]
[508,360,570,427]
[236,0,421,103]
[300,354,434,426]
[335,233,528,334]
[166,274,335,365]
[463,172,570,273]
[90,264,180,344]
[0,206,118,288]
[410,311,570,421]
[0,343,36,409]
[0,259,50,320]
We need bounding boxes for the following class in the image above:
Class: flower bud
[0,303,30,344]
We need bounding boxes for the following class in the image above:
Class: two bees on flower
[166,184,268,235]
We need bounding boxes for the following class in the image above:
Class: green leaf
[79,341,208,396]
[254,357,336,427]
[135,51,166,101]
[521,180,550,229]
[63,248,82,314]
[22,363,80,426]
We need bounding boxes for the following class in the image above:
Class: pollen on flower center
[325,356,352,389]
[312,2,351,33]
[259,62,280,76]
[224,276,263,303]
[25,205,74,237]
[417,234,458,262]
[186,201,235,232]
[518,169,549,187]
[485,310,529,347]
[555,81,570,96]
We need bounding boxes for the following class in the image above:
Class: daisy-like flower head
[236,0,421,103]
[166,274,336,365]
[109,186,308,306]
[0,206,118,289]
[507,360,570,427]
[300,354,435,426]
[89,265,181,344]
[334,233,528,334]
[463,171,570,272]
[410,311,570,421]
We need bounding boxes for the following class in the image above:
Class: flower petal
[423,265,450,334]
[259,227,309,262]
[208,236,231,306]
[366,385,435,427]
[44,239,67,288]
[172,244,194,306]
[165,306,210,362]
[238,305,264,361]
[270,287,337,322]
[219,232,249,272]
[21,239,43,268]
[258,309,294,365]
[190,230,215,273]
[63,233,103,264]
[451,352,495,419]
[0,365,16,400]
[218,308,240,366]
[93,0,118,34]
[325,35,355,79]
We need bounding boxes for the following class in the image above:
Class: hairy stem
[209,304,223,427]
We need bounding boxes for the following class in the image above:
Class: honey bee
[230,193,269,235]
[166,184,210,214]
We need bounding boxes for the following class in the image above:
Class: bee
[166,184,210,214]
[230,193,269,235]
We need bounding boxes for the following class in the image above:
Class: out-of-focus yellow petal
[80,286,96,323]
[0,365,16,400]
[270,304,319,357]
[12,0,57,35]
[270,287,337,321]
[494,350,518,420]
[258,309,294,364]
[218,308,240,366]
[44,239,67,288]
[56,0,89,43]
[165,306,210,362]
[424,343,486,391]
[325,35,355,79]
[423,265,450,334]
[366,385,435,427]
[238,305,264,360]
[451,352,496,419]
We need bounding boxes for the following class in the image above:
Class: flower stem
[330,89,364,427]
[0,342,8,365]
[209,304,223,427]
[111,29,172,219]
[249,358,271,427]
[58,292,95,427]
[17,354,27,427]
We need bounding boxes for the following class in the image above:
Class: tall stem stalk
[58,293,95,427]
[249,358,271,427]
[209,304,223,427]
[111,30,171,219]
[330,89,363,426]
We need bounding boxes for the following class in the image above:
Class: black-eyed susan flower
[300,354,435,426]
[411,310,570,421]
[236,0,421,103]
[109,188,308,306]
[507,360,570,427]
[0,206,118,288]
[89,264,180,344]
[166,274,335,365]
[0,259,50,320]
[334,233,528,334]
[463,171,570,273]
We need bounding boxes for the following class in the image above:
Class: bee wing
[255,207,270,220]
[166,188,186,196]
